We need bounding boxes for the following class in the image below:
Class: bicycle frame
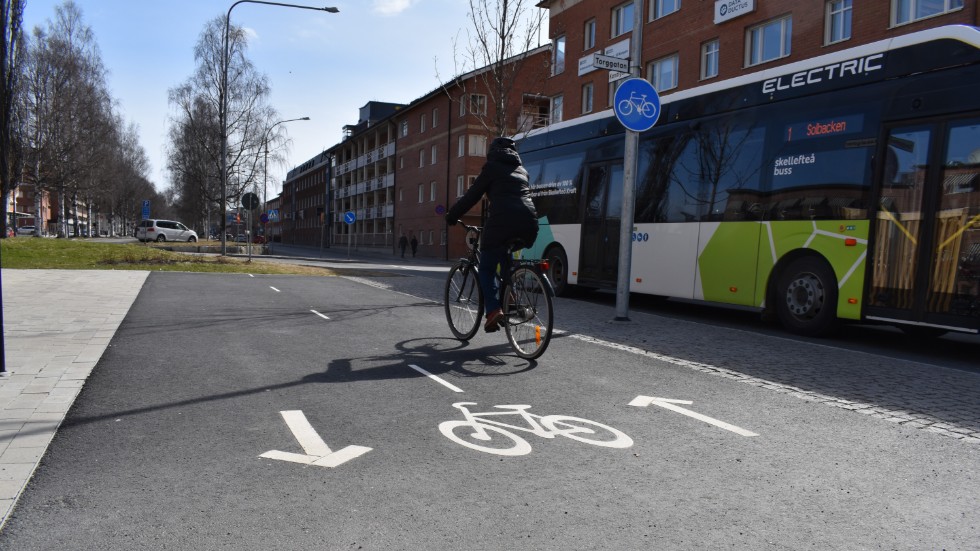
[456,222,556,299]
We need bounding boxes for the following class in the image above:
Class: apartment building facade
[328,102,402,250]
[539,0,977,122]
[280,150,331,246]
[393,45,553,260]
[282,47,552,259]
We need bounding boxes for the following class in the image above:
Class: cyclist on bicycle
[446,137,539,333]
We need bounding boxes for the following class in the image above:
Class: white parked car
[16,225,36,236]
[136,219,198,242]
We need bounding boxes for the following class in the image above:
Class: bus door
[867,117,980,331]
[578,162,624,286]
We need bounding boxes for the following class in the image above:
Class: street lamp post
[263,116,309,252]
[220,1,338,255]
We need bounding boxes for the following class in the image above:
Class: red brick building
[539,0,978,121]
[393,45,553,260]
[283,47,552,259]
[280,150,331,247]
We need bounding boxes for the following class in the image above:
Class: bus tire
[775,255,838,337]
[544,245,569,297]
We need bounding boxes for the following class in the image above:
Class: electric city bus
[518,25,980,337]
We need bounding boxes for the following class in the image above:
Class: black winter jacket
[446,141,539,249]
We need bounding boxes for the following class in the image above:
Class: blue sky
[21,0,550,193]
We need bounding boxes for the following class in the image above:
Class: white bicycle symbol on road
[617,91,658,118]
[438,402,634,456]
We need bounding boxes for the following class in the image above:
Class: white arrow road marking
[629,396,758,437]
[260,410,371,467]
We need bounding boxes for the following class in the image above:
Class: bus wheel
[775,256,838,337]
[545,246,569,297]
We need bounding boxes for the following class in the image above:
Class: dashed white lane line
[409,364,464,393]
[270,286,281,292]
[311,309,330,320]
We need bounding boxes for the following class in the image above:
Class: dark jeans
[479,245,510,315]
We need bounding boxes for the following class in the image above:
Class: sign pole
[615,0,644,321]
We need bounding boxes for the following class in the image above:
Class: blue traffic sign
[344,211,356,225]
[141,200,150,220]
[613,78,661,132]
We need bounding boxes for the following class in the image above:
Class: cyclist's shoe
[484,308,503,333]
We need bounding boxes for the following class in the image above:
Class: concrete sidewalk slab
[0,269,148,529]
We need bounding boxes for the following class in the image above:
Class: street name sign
[594,53,629,73]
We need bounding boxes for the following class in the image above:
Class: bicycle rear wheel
[444,261,484,340]
[503,268,554,359]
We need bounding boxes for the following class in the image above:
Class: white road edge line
[311,309,330,320]
[408,364,464,393]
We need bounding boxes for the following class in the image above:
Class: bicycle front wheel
[444,261,484,340]
[503,268,554,359]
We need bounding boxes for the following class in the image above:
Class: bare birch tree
[167,15,281,236]
[443,0,548,138]
[0,0,25,238]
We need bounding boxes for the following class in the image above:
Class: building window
[432,108,439,127]
[746,16,792,67]
[418,184,424,203]
[825,0,852,44]
[428,230,434,245]
[647,54,678,92]
[468,94,487,115]
[420,113,426,133]
[440,230,447,246]
[459,95,466,117]
[431,145,437,165]
[582,82,594,114]
[430,181,436,201]
[891,0,961,26]
[400,120,408,137]
[469,135,488,157]
[457,175,465,197]
[399,188,403,202]
[419,150,425,168]
[458,135,465,157]
[612,2,634,37]
[609,79,626,107]
[584,18,596,50]
[700,39,719,80]
[551,94,564,124]
[651,0,680,20]
[553,35,566,75]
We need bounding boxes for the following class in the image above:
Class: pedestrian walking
[410,232,419,257]
[398,234,408,258]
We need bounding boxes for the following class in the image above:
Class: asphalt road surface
[1,269,977,550]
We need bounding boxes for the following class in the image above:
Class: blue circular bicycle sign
[614,78,661,132]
